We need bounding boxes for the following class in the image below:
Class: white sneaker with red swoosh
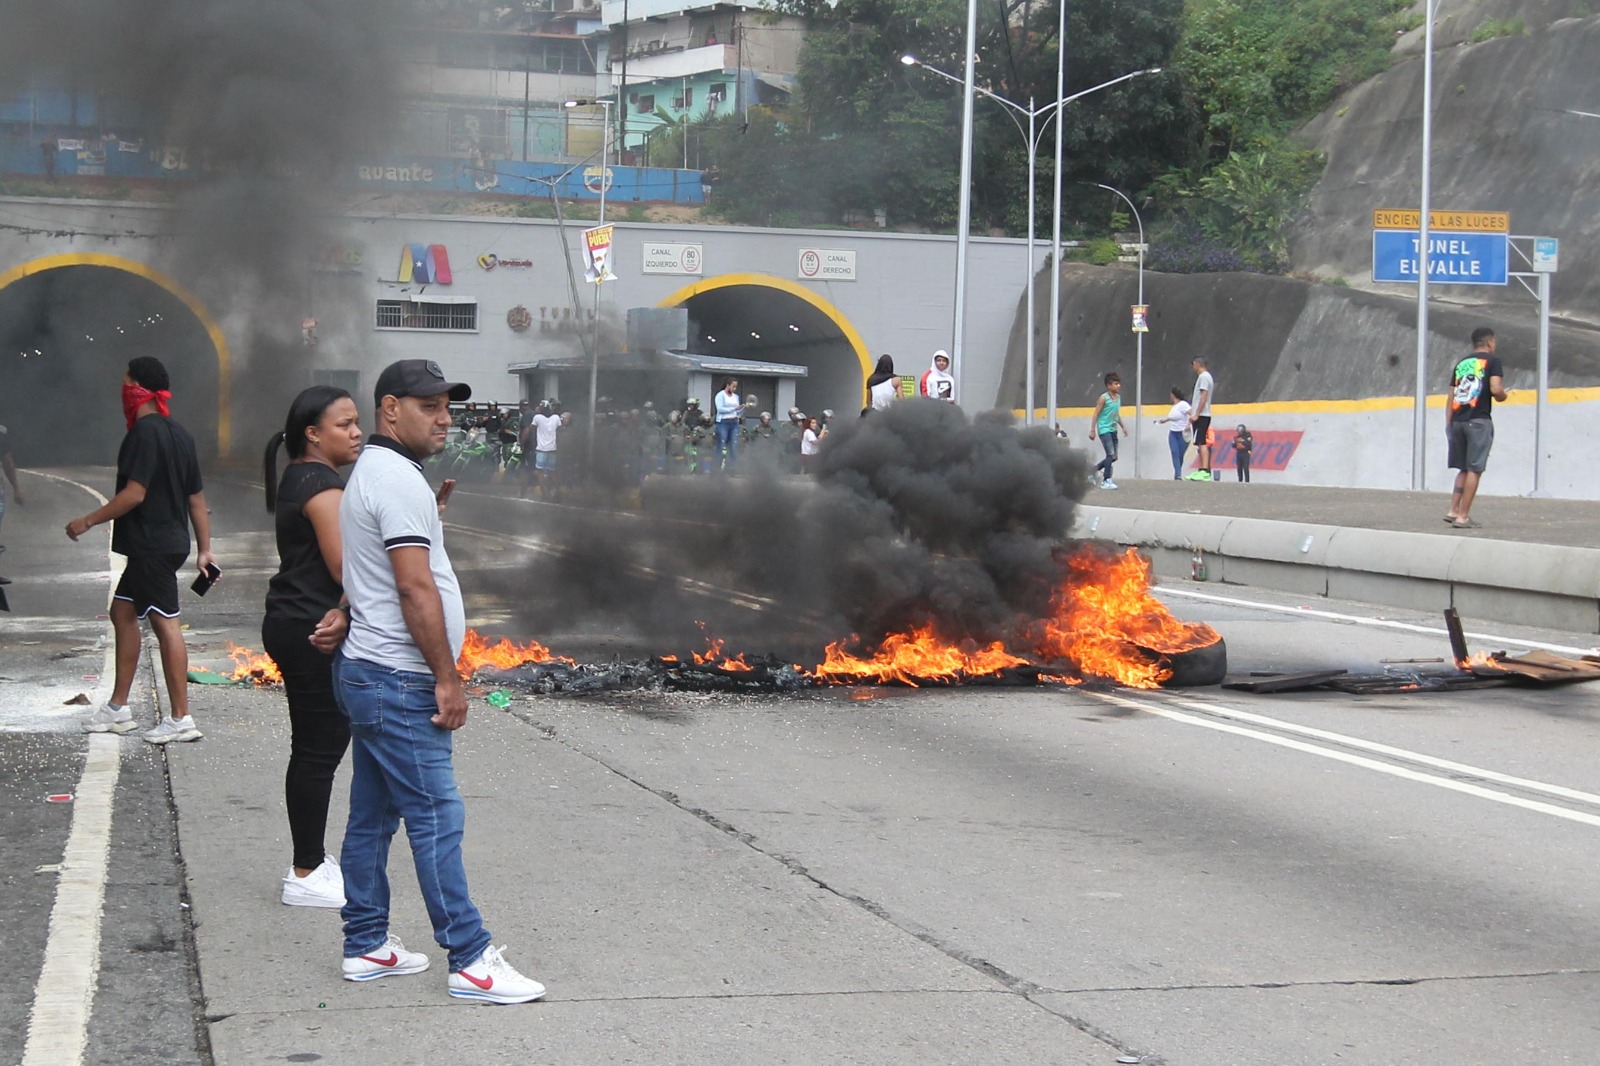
[448,945,546,1004]
[341,935,431,982]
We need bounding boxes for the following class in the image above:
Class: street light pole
[902,57,1159,425]
[1047,0,1067,433]
[1413,0,1436,491]
[1026,97,1036,424]
[951,0,979,405]
[1088,182,1143,478]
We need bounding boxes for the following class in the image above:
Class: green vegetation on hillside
[687,0,1413,273]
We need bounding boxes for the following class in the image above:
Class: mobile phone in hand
[190,563,222,597]
[436,478,457,509]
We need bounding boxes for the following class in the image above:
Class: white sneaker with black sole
[447,945,546,1004]
[342,935,431,982]
[282,856,346,909]
[84,702,139,734]
[142,715,202,744]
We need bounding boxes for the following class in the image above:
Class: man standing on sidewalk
[65,357,214,743]
[1186,357,1215,481]
[1445,327,1507,529]
[333,358,546,1005]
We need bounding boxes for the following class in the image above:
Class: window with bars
[375,300,478,332]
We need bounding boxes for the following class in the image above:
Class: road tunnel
[659,275,870,419]
[0,257,226,465]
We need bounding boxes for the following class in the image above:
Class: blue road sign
[1372,229,1508,285]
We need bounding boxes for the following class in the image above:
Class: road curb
[1075,504,1600,634]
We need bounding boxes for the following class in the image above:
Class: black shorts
[113,554,186,619]
[1192,415,1212,446]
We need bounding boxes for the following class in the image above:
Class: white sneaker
[142,715,202,744]
[448,945,546,1004]
[1101,479,1119,489]
[84,702,138,734]
[342,934,430,982]
[282,856,346,908]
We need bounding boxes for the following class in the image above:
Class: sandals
[1452,518,1481,530]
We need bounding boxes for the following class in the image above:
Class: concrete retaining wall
[1077,505,1600,634]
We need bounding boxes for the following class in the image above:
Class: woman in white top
[800,416,825,474]
[1154,386,1192,480]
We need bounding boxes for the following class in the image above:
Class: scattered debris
[63,693,91,705]
[1227,609,1600,697]
[45,794,73,803]
[1224,670,1350,694]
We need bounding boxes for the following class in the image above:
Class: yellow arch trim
[0,253,233,456]
[656,272,873,387]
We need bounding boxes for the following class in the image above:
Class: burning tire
[1146,635,1228,688]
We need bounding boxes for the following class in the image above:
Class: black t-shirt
[1449,353,1504,421]
[264,462,345,624]
[112,415,202,557]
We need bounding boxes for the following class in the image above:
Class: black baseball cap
[374,359,472,405]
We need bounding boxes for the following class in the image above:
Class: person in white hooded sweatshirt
[919,350,956,402]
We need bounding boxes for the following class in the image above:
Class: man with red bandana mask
[65,356,215,743]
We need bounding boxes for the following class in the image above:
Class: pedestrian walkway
[1083,480,1600,549]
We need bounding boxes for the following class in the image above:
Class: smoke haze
[0,0,402,450]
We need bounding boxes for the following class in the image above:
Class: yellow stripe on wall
[1028,386,1600,421]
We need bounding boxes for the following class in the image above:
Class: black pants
[262,613,351,871]
[1236,455,1251,482]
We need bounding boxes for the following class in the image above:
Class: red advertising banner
[1197,429,1304,473]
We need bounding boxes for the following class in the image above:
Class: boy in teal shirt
[1089,372,1129,488]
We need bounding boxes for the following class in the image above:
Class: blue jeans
[1095,432,1119,480]
[714,420,738,469]
[1168,431,1188,479]
[332,653,491,972]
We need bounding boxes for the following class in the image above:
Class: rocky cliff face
[1009,6,1600,411]
[1295,9,1600,318]
[1003,264,1600,411]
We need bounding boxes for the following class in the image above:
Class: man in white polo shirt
[333,359,545,1005]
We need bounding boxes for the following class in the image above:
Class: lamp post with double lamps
[900,58,1159,425]
[1084,182,1144,477]
[563,98,615,222]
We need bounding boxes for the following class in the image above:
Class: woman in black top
[262,386,362,908]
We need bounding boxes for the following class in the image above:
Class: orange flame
[227,642,284,686]
[1030,548,1220,688]
[813,625,1029,687]
[455,629,574,679]
[690,633,756,672]
[1459,651,1504,671]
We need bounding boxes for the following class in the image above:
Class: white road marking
[1087,689,1600,829]
[21,736,121,1066]
[21,470,123,1066]
[1156,584,1594,657]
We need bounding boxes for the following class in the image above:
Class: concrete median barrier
[1075,504,1600,634]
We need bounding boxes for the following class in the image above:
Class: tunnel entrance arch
[0,254,232,463]
[658,274,871,419]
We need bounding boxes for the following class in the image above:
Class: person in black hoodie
[864,354,899,415]
[1232,423,1254,482]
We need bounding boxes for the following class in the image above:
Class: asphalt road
[5,466,1600,1065]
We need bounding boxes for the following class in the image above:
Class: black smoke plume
[0,1,402,451]
[484,401,1089,656]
